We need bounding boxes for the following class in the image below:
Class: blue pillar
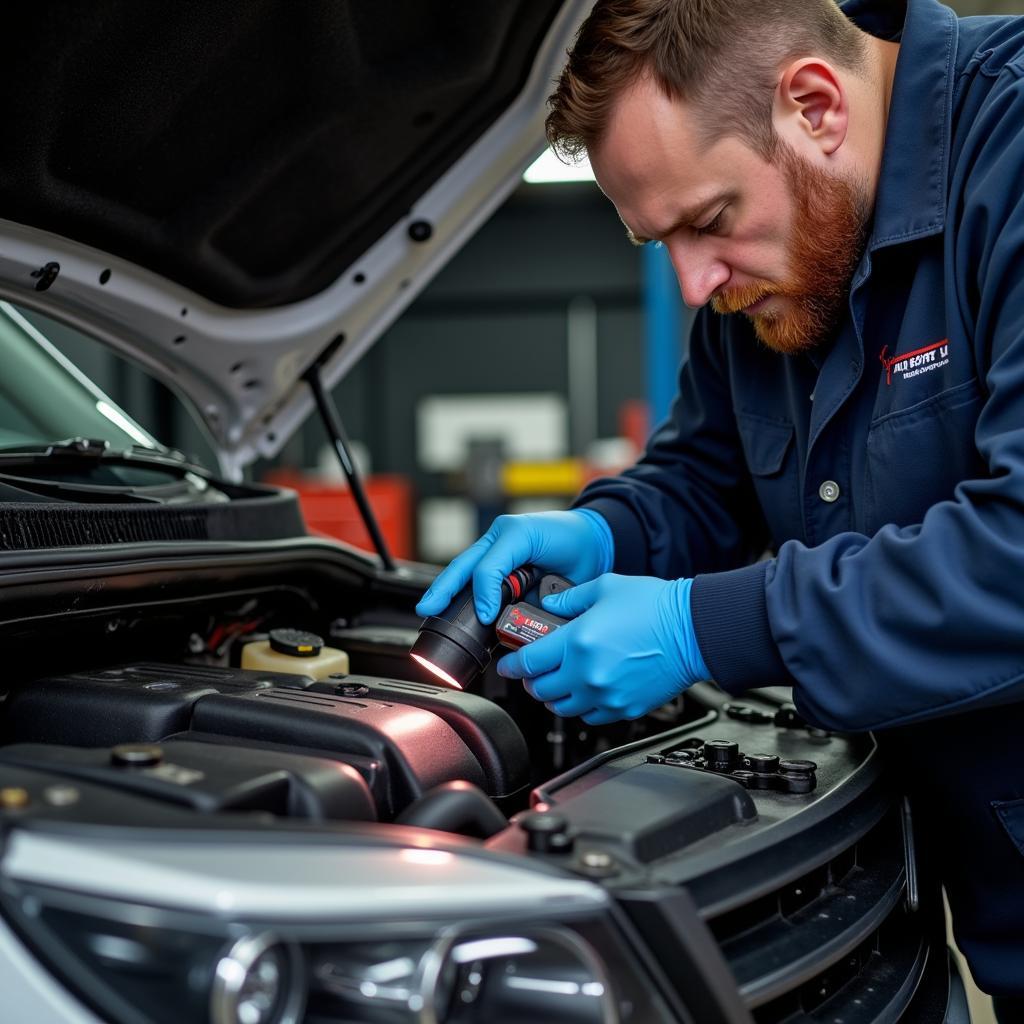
[642,243,687,428]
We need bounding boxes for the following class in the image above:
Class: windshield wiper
[0,438,210,479]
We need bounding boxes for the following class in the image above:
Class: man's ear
[774,59,848,156]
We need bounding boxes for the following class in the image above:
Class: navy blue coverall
[577,0,1024,997]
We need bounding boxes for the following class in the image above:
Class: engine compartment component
[2,664,316,749]
[308,675,530,800]
[394,779,509,838]
[646,737,818,794]
[0,739,377,822]
[241,627,351,679]
[2,661,531,821]
[190,686,487,818]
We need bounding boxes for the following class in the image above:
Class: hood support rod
[304,364,396,572]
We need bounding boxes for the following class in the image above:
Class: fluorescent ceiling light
[523,147,596,184]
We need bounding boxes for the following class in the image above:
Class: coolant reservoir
[241,628,349,680]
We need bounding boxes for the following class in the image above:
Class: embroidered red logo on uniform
[879,339,950,385]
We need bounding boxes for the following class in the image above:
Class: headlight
[426,929,614,1023]
[311,927,617,1023]
[212,932,305,1024]
[1,888,274,1024]
[2,886,632,1024]
[0,833,677,1023]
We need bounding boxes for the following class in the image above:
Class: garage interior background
[21,0,1021,569]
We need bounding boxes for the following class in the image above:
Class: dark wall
[303,183,647,486]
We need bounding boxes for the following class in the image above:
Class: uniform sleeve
[574,308,771,581]
[694,71,1024,732]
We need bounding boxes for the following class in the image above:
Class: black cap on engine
[269,628,324,658]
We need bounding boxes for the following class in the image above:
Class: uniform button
[819,480,840,503]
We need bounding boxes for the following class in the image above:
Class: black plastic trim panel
[0,486,305,550]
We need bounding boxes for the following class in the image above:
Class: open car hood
[0,1,591,478]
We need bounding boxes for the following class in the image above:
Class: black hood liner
[2,1,563,308]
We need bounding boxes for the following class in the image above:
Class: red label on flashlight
[495,602,566,649]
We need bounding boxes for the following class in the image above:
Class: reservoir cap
[269,628,324,658]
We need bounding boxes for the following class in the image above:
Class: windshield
[0,302,158,453]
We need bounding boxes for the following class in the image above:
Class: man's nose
[667,243,730,309]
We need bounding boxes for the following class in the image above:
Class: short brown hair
[546,0,867,162]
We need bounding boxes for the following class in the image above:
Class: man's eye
[697,211,724,236]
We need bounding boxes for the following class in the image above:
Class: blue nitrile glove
[415,509,614,624]
[495,574,709,726]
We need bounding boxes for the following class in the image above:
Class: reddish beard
[710,146,870,355]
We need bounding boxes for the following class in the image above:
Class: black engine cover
[2,663,529,819]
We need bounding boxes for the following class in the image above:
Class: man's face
[589,76,870,354]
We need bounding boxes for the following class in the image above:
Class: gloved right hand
[415,509,614,624]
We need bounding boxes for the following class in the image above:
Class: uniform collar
[842,0,958,250]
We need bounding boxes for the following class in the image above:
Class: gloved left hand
[495,574,709,726]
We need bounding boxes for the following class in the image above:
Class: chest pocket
[736,411,797,547]
[863,378,986,533]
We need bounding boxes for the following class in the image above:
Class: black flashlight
[410,567,572,689]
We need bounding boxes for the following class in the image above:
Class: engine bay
[0,539,954,1022]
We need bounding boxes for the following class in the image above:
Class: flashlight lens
[410,654,463,689]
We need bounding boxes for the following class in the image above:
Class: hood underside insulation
[1,1,563,308]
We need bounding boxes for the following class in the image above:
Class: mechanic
[417,0,1024,1010]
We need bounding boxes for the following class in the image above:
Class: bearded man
[417,0,1024,1008]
